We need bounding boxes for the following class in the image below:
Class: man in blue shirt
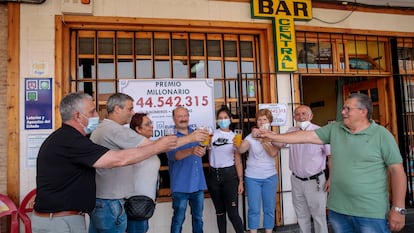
[167,106,207,233]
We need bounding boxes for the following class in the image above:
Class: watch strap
[392,206,407,215]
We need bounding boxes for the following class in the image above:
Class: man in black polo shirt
[32,92,177,233]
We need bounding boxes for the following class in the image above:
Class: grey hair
[348,93,373,120]
[59,92,92,122]
[106,93,134,114]
[295,105,313,116]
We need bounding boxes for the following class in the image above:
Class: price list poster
[24,77,52,167]
[120,79,215,138]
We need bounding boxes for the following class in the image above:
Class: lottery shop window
[70,29,263,200]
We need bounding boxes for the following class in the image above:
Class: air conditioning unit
[61,0,93,15]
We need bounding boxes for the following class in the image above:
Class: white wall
[19,0,60,199]
[298,8,414,33]
[18,0,414,231]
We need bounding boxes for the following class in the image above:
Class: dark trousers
[206,166,244,233]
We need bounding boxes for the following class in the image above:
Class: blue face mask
[217,119,231,129]
[81,114,99,134]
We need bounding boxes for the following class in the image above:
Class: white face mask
[260,123,271,131]
[296,121,311,130]
[80,114,99,134]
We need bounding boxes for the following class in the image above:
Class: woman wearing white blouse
[128,113,160,233]
[206,106,244,233]
[236,109,279,233]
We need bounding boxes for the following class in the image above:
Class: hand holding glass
[199,126,213,147]
[164,127,177,136]
[260,123,270,131]
[260,124,271,142]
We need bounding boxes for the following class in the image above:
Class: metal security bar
[392,37,414,206]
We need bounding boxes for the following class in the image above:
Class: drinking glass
[260,123,271,131]
[199,126,213,147]
[234,129,243,147]
[164,127,177,136]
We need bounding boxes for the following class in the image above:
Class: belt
[209,165,234,172]
[293,171,324,181]
[34,211,85,218]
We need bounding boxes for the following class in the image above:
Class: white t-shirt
[244,133,277,179]
[209,129,236,168]
[132,154,160,201]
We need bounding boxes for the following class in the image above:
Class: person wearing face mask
[206,106,244,233]
[32,92,178,233]
[256,95,406,233]
[235,108,279,233]
[282,105,331,233]
[89,94,208,233]
[88,93,143,233]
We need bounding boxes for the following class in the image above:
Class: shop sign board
[251,0,312,71]
[259,103,288,126]
[24,77,53,130]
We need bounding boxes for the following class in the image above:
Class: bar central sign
[251,0,312,71]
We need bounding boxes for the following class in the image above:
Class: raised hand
[193,145,207,157]
[156,135,178,152]
[190,128,209,142]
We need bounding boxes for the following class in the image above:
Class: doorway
[301,76,391,129]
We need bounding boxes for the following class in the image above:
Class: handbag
[124,195,156,220]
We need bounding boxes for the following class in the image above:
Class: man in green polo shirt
[256,93,406,233]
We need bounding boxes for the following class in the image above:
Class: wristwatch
[392,206,407,215]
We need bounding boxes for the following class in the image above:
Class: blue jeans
[171,190,204,233]
[328,210,390,233]
[245,175,277,230]
[127,219,149,233]
[89,198,126,233]
[32,214,86,233]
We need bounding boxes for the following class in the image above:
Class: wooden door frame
[294,75,398,139]
[7,3,20,204]
[342,76,398,138]
[342,78,386,125]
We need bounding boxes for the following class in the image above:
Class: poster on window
[119,79,215,138]
[258,103,288,126]
[24,77,53,130]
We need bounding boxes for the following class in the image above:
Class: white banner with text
[119,79,216,138]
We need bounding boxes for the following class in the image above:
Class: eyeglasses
[342,106,362,113]
[142,121,153,127]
